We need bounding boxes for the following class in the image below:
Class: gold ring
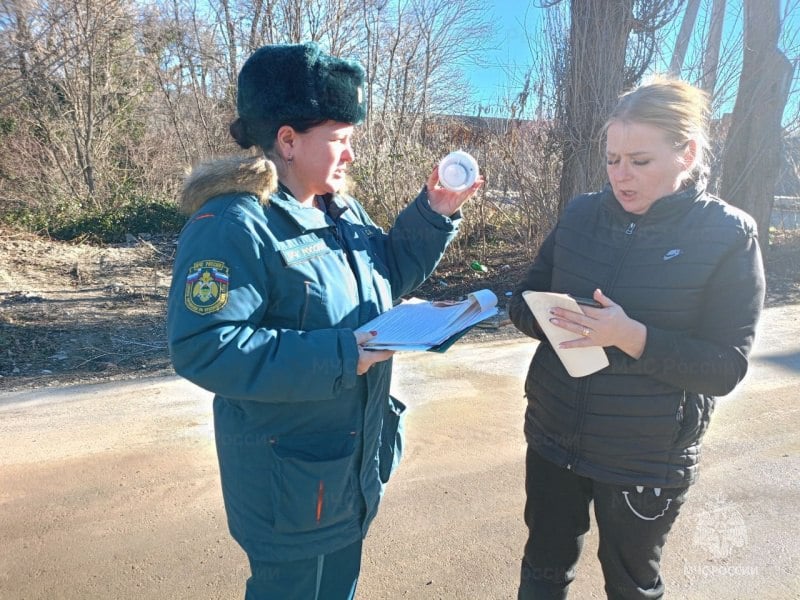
[582,327,591,337]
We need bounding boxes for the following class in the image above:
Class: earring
[287,155,294,165]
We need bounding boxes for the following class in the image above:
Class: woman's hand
[548,289,647,359]
[354,331,394,375]
[426,165,484,217]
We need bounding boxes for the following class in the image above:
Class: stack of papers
[357,289,499,352]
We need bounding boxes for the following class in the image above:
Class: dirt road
[1,304,798,599]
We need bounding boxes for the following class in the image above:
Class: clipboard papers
[521,291,609,377]
[356,289,499,352]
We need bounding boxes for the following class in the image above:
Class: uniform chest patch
[184,260,230,314]
[279,239,330,265]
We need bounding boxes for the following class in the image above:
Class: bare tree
[779,0,800,137]
[700,0,725,95]
[669,0,700,75]
[0,0,149,211]
[470,7,571,258]
[544,0,683,211]
[557,0,632,211]
[662,2,745,124]
[140,1,232,161]
[16,0,776,265]
[720,0,793,252]
[352,0,494,223]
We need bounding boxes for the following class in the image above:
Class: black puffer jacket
[508,184,765,487]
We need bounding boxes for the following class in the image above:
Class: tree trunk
[719,0,793,254]
[669,0,700,76]
[701,0,725,95]
[558,0,633,211]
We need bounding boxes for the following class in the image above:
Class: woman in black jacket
[509,77,765,599]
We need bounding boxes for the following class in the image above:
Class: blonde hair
[603,75,711,184]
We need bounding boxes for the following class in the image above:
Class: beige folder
[522,291,610,378]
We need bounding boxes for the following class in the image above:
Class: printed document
[357,289,499,351]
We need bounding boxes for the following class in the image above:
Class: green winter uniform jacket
[166,157,460,561]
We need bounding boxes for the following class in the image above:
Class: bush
[2,196,185,243]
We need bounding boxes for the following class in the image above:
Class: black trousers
[518,447,690,600]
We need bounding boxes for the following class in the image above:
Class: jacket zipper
[331,221,360,307]
[566,219,638,471]
[603,221,639,299]
[566,376,591,470]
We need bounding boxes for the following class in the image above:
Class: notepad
[521,291,610,377]
[356,289,499,352]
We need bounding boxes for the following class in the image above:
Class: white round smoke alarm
[438,150,479,192]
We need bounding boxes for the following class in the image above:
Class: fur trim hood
[180,155,277,215]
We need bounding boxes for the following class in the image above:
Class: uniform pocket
[378,396,407,483]
[269,429,358,533]
[298,280,327,330]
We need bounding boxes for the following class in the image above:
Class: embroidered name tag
[361,226,380,238]
[184,260,230,314]
[279,239,330,265]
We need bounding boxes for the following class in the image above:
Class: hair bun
[229,118,255,150]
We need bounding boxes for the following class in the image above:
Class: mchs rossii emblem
[184,260,230,314]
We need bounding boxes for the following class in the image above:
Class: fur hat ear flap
[236,42,367,149]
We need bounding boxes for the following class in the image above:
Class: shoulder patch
[184,260,230,314]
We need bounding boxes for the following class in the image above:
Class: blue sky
[464,3,540,113]
[461,0,799,126]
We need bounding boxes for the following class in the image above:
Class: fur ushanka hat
[236,42,367,148]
